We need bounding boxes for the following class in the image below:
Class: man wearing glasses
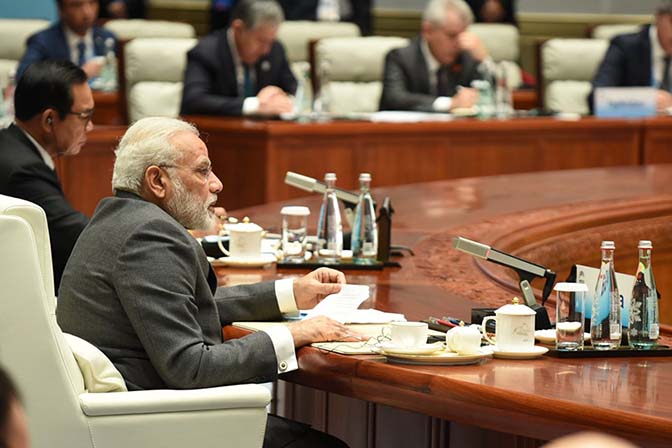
[0,60,93,293]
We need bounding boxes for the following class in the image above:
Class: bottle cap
[324,173,336,182]
[359,173,371,182]
[601,241,615,250]
[638,240,653,249]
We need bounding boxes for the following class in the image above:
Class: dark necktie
[436,66,449,97]
[661,55,671,92]
[243,65,254,97]
[77,40,86,67]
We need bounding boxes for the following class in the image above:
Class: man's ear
[143,165,169,200]
[40,109,56,134]
[421,21,432,40]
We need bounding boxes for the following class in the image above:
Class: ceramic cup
[388,321,428,347]
[218,217,263,258]
[446,323,482,354]
[482,298,536,352]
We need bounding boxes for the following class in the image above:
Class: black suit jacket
[0,125,89,293]
[589,25,653,112]
[180,30,297,116]
[379,37,483,112]
[278,0,373,35]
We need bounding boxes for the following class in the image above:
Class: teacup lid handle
[459,321,465,327]
[512,297,520,305]
[243,216,250,224]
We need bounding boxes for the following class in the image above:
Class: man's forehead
[172,131,209,160]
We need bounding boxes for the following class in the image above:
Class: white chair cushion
[0,19,50,60]
[316,36,408,82]
[591,24,642,41]
[104,19,195,39]
[64,333,127,393]
[545,80,592,115]
[125,38,197,86]
[128,82,184,122]
[328,81,382,114]
[468,23,519,62]
[542,38,609,82]
[278,20,360,62]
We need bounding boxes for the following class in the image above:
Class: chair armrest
[80,384,271,416]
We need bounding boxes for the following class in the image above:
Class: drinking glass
[281,206,310,262]
[555,282,588,350]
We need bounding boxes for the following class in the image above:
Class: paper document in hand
[305,284,370,318]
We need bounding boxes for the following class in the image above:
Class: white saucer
[535,329,591,345]
[378,342,444,356]
[383,346,493,366]
[209,253,277,268]
[492,345,548,360]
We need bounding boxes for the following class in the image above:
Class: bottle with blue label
[351,173,378,263]
[590,241,621,350]
[628,240,659,349]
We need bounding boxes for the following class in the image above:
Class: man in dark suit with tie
[0,60,93,294]
[379,0,488,112]
[181,0,296,117]
[16,0,117,80]
[590,3,672,113]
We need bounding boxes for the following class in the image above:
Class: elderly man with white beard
[56,117,354,447]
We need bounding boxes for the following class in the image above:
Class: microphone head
[452,236,490,259]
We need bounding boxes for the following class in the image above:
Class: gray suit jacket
[57,191,283,390]
[379,36,483,111]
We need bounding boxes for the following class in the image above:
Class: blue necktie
[243,65,254,97]
[77,40,86,67]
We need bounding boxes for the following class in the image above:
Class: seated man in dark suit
[590,3,672,113]
[379,0,489,112]
[57,116,354,447]
[181,0,296,116]
[0,60,92,294]
[17,0,117,80]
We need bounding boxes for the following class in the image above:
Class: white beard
[164,176,217,230]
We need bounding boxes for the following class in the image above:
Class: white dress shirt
[265,278,299,373]
[64,26,94,66]
[421,39,453,112]
[227,28,260,115]
[16,124,55,170]
[650,25,672,88]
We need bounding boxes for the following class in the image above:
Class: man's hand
[657,89,672,111]
[82,59,105,79]
[450,87,479,110]
[289,315,363,347]
[293,267,346,309]
[257,86,294,114]
[458,31,488,62]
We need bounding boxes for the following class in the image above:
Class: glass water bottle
[316,173,342,263]
[628,240,659,349]
[590,241,621,350]
[351,173,378,262]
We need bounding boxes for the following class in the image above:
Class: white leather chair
[278,20,360,64]
[124,37,197,122]
[468,23,522,88]
[0,194,271,448]
[591,24,641,41]
[540,38,609,114]
[104,19,196,39]
[314,36,409,114]
[0,19,50,87]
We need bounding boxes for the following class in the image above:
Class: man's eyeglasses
[68,109,95,124]
[159,164,214,181]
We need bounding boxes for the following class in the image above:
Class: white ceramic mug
[218,217,263,258]
[388,322,428,347]
[446,324,482,354]
[482,314,535,352]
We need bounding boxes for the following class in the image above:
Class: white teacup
[218,217,263,258]
[388,321,428,347]
[446,323,482,354]
[481,298,536,352]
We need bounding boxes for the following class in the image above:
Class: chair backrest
[468,23,522,89]
[0,19,50,61]
[314,36,408,114]
[591,24,641,41]
[104,19,196,39]
[540,38,609,114]
[124,37,197,122]
[277,20,360,63]
[0,194,92,448]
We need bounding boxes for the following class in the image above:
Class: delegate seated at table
[180,0,297,117]
[379,0,488,113]
[590,2,672,113]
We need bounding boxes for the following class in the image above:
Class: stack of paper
[303,284,406,324]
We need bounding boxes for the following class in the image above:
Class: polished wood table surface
[220,165,672,448]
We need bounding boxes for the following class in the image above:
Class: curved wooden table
[221,165,672,448]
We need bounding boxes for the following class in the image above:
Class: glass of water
[554,282,588,350]
[281,206,310,263]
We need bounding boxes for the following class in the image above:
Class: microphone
[284,171,362,207]
[453,237,548,279]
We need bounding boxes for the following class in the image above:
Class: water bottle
[312,61,331,120]
[100,38,118,92]
[351,173,378,263]
[495,62,513,118]
[316,173,343,263]
[590,241,622,350]
[292,63,311,120]
[317,0,339,21]
[628,240,659,349]
[1,69,16,124]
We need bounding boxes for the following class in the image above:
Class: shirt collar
[15,123,55,170]
[227,28,242,69]
[64,25,94,55]
[651,25,665,61]
[421,38,441,74]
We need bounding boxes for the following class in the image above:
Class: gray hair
[423,0,474,27]
[232,0,284,29]
[657,1,672,15]
[112,117,199,195]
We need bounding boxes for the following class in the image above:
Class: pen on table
[428,317,457,328]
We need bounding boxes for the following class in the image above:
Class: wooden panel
[642,117,672,164]
[92,91,124,125]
